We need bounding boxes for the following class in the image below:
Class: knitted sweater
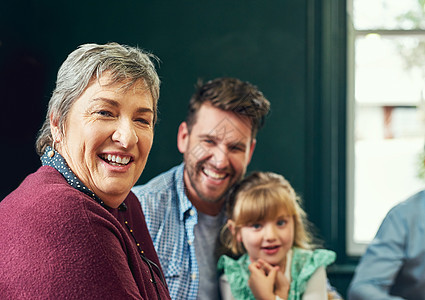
[0,166,170,300]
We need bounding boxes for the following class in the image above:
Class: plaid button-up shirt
[132,164,199,300]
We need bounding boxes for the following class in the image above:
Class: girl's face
[237,208,294,268]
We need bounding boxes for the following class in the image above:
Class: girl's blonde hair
[220,171,314,256]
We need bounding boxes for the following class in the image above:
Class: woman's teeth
[102,154,131,166]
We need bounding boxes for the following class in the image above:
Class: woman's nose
[112,119,138,148]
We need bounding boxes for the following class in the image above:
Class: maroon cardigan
[0,166,170,299]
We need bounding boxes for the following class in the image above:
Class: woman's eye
[96,110,113,117]
[135,118,151,126]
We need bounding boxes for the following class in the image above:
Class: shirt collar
[41,146,107,208]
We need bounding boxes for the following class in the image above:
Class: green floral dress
[217,247,336,300]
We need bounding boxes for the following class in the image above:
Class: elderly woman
[0,43,170,299]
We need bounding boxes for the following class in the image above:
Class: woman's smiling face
[53,73,154,208]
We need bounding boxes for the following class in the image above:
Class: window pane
[354,128,424,243]
[353,34,425,244]
[354,0,425,30]
[356,34,425,105]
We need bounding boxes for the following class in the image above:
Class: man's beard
[184,155,244,204]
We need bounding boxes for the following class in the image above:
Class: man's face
[177,102,256,206]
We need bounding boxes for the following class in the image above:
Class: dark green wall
[1,0,308,190]
[0,0,352,297]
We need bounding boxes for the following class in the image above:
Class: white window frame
[346,1,425,256]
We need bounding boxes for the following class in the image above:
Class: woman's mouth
[100,154,132,166]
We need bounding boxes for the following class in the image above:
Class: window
[347,0,425,255]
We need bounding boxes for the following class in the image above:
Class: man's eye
[229,145,243,151]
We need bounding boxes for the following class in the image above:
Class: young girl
[217,171,336,300]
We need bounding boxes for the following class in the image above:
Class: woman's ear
[49,114,61,143]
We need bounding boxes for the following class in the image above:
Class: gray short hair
[36,42,160,156]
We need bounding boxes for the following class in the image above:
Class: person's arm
[3,190,147,299]
[301,267,327,300]
[49,197,145,299]
[219,274,236,300]
[348,210,406,300]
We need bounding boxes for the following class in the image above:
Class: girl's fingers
[257,259,279,275]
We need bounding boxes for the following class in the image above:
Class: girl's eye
[277,219,287,226]
[250,223,262,230]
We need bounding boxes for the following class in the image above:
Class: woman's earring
[48,140,55,158]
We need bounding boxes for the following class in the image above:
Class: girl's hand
[256,259,290,300]
[248,260,278,300]
[274,266,290,299]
